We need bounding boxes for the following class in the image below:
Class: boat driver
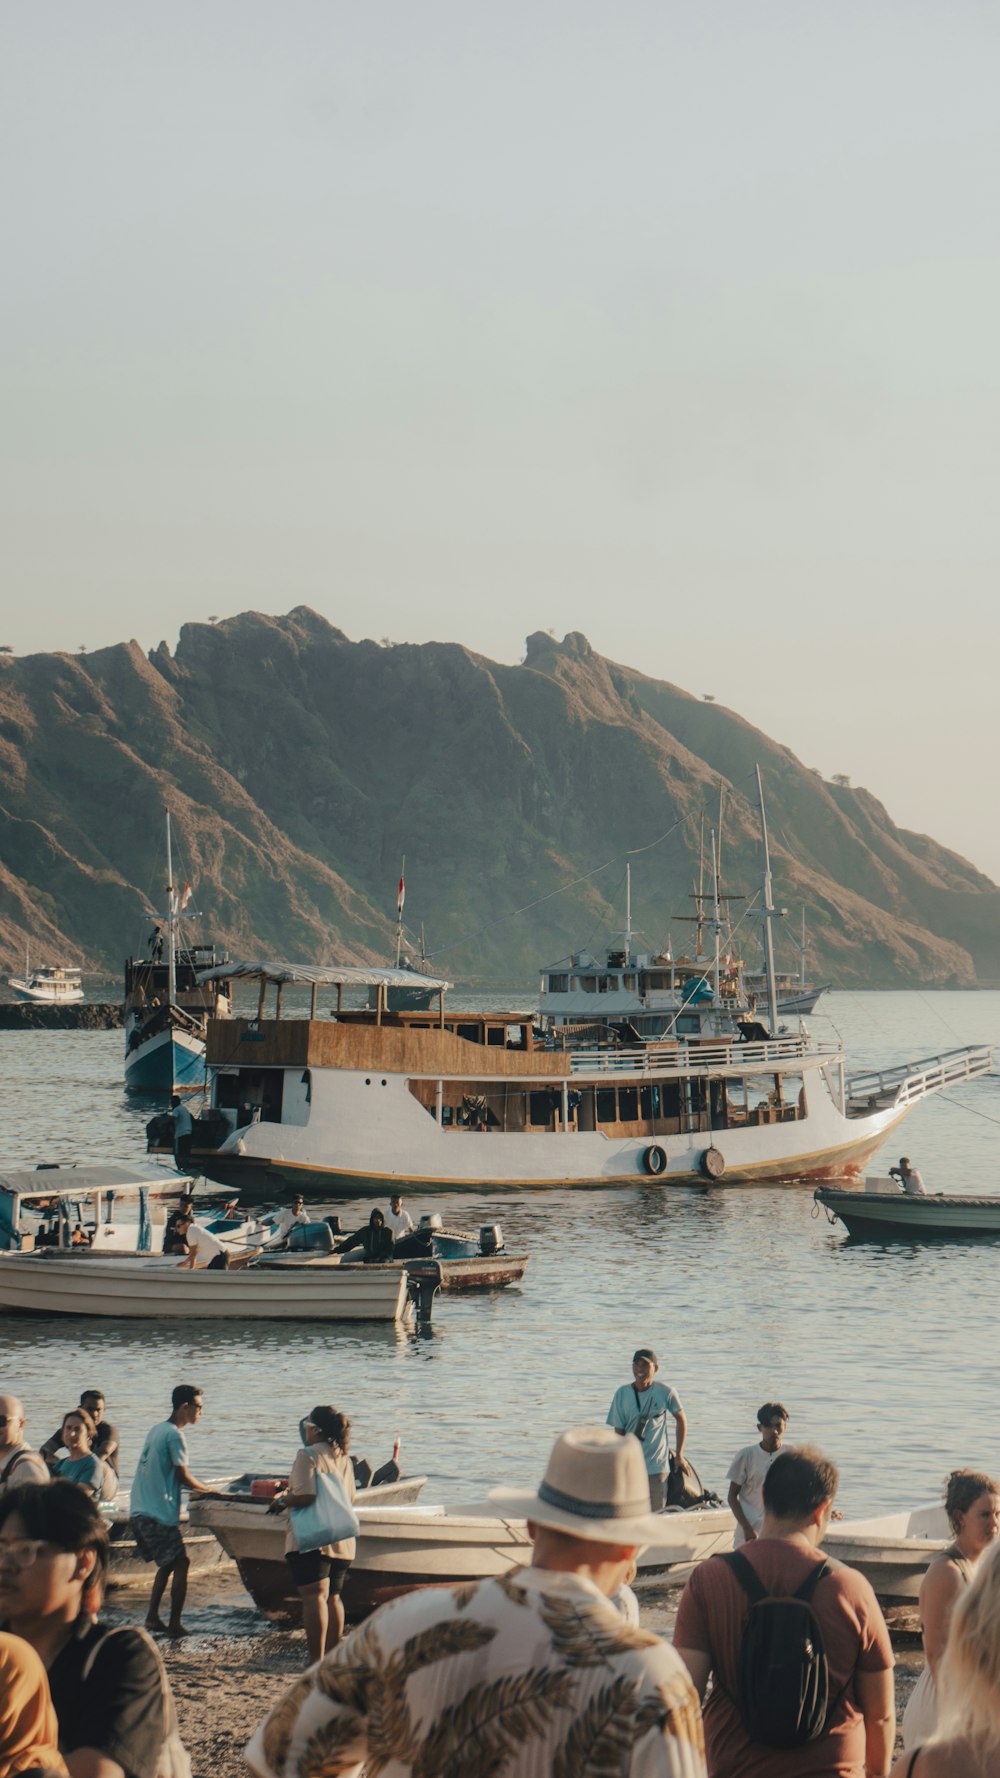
[888,1156,927,1196]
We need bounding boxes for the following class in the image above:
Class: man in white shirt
[385,1192,415,1239]
[273,1195,312,1241]
[726,1402,789,1546]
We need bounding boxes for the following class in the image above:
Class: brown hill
[0,611,996,989]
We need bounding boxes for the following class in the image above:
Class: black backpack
[720,1550,833,1748]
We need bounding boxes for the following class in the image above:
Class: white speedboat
[816,1183,1000,1239]
[189,1491,709,1622]
[824,1503,949,1599]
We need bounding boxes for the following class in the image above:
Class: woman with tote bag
[281,1407,358,1665]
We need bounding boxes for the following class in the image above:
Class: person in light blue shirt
[52,1409,105,1500]
[607,1347,687,1510]
[130,1383,209,1637]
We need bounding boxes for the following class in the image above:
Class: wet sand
[108,1569,923,1778]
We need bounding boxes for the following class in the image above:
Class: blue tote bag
[290,1462,361,1552]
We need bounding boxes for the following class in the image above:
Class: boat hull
[816,1189,1000,1239]
[0,1254,411,1321]
[125,1024,206,1094]
[824,1504,949,1599]
[188,1496,704,1623]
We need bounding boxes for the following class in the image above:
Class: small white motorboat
[824,1503,949,1599]
[190,1487,725,1623]
[9,959,84,1004]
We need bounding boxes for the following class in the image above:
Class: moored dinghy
[823,1503,950,1599]
[0,1251,412,1321]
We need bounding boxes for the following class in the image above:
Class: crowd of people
[1,1354,999,1778]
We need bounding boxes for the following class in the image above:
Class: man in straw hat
[247,1424,707,1778]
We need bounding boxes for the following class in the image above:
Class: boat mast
[755,765,780,1036]
[166,809,177,1010]
[394,858,405,968]
[624,862,632,962]
[800,906,807,990]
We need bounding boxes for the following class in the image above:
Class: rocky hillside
[0,610,996,989]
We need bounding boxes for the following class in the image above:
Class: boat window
[441,1106,454,1126]
[457,1023,480,1043]
[486,1026,505,1047]
[639,1084,660,1119]
[578,977,596,992]
[618,1086,638,1121]
[623,974,636,991]
[596,1087,617,1124]
[598,976,617,993]
[529,1092,554,1127]
[547,974,569,994]
[505,1024,526,1049]
[676,1015,701,1035]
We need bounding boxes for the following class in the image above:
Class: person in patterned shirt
[247,1423,706,1778]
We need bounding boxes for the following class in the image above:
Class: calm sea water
[2,990,999,1520]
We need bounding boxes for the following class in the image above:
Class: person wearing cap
[607,1348,688,1511]
[888,1156,926,1196]
[246,1424,707,1778]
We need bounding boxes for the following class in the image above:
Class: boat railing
[845,1045,993,1109]
[566,1034,843,1077]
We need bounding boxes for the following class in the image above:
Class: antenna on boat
[394,859,406,967]
[755,766,780,1037]
[624,862,633,962]
[711,830,721,1000]
[165,808,177,1013]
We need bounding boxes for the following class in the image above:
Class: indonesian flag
[396,874,405,913]
[178,882,193,911]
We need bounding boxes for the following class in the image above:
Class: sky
[3,3,999,877]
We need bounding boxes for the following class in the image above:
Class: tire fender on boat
[700,1146,725,1180]
[642,1145,667,1177]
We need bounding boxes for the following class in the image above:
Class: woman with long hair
[50,1411,105,1501]
[901,1468,1000,1750]
[0,1481,187,1778]
[281,1405,356,1664]
[891,1534,1000,1776]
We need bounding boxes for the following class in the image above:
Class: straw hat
[489,1424,668,1545]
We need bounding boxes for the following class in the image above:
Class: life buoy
[643,1145,667,1177]
[700,1146,725,1180]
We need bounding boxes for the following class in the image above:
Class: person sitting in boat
[889,1155,927,1195]
[42,1391,119,1482]
[901,1468,1000,1751]
[49,1411,107,1502]
[162,1195,195,1255]
[272,1194,312,1242]
[385,1192,414,1239]
[336,1208,395,1263]
[178,1222,228,1271]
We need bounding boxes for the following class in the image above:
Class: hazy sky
[3,4,999,877]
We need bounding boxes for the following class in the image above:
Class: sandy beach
[107,1568,924,1778]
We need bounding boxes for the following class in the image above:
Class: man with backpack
[673,1447,895,1776]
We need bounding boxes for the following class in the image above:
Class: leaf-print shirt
[247,1564,707,1778]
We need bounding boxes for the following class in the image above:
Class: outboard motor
[324,1214,343,1235]
[419,1213,443,1231]
[479,1223,503,1254]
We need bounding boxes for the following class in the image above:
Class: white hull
[190,1494,714,1619]
[824,1503,949,1600]
[0,1253,411,1322]
[9,978,84,1004]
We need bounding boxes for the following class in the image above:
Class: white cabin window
[547,974,569,994]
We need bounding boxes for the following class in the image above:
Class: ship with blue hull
[124,812,231,1095]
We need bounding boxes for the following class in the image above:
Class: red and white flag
[396,874,405,913]
[178,882,193,911]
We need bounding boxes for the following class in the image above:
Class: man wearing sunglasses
[0,1396,50,1497]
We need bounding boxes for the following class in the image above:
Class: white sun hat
[488,1423,668,1546]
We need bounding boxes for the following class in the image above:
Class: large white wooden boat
[824,1503,949,1599]
[816,1183,1000,1239]
[189,1491,718,1622]
[8,958,84,1004]
[179,960,991,1199]
[0,1250,412,1321]
[0,1163,191,1252]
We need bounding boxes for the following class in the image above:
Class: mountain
[0,609,997,989]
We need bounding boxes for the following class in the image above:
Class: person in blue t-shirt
[53,1409,106,1500]
[607,1347,688,1511]
[130,1384,209,1638]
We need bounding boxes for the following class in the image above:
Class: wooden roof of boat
[196,960,452,991]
